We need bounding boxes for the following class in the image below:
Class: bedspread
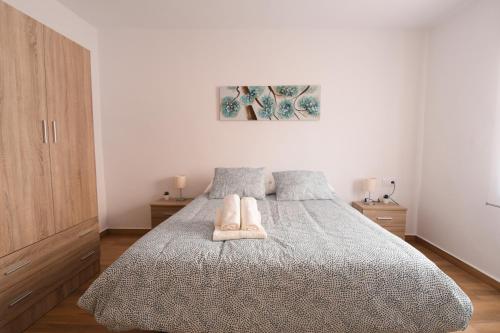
[79,194,472,332]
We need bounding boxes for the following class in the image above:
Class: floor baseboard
[404,235,418,242]
[406,234,500,291]
[101,228,150,237]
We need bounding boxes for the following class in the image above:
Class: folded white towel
[240,197,261,231]
[242,226,267,240]
[214,208,241,241]
[213,208,267,241]
[221,194,241,231]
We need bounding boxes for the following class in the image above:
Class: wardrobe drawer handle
[376,217,393,221]
[4,260,31,276]
[80,250,96,261]
[9,290,33,307]
[78,229,94,238]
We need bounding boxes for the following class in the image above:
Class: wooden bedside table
[150,198,193,228]
[352,201,407,239]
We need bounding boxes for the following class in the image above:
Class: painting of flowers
[219,85,320,121]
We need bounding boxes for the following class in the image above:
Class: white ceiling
[57,0,470,29]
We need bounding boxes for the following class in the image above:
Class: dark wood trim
[104,229,150,236]
[99,229,109,238]
[406,234,500,291]
[404,235,418,242]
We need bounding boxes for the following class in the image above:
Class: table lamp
[175,175,186,201]
[363,178,377,205]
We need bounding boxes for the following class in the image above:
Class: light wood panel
[0,2,55,257]
[22,234,500,333]
[44,27,98,233]
[0,4,101,331]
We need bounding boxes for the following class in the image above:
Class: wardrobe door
[44,28,98,232]
[0,3,55,256]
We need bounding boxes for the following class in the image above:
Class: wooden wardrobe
[0,2,100,332]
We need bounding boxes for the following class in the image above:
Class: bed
[79,194,472,332]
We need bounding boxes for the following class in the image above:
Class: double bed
[79,194,472,332]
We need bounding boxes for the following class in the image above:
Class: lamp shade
[175,175,186,189]
[363,178,377,192]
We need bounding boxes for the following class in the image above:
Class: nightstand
[352,201,407,239]
[150,198,193,228]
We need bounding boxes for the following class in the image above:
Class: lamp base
[176,188,184,201]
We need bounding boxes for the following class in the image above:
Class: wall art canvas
[219,85,321,121]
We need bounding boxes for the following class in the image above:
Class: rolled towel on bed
[240,197,261,231]
[213,208,267,241]
[220,194,241,231]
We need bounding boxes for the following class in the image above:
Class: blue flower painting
[219,85,321,121]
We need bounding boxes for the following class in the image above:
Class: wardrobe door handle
[52,120,57,143]
[376,217,393,221]
[4,260,31,276]
[9,290,33,307]
[42,120,48,143]
[80,250,96,261]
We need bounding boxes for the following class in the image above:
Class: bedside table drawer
[151,206,182,218]
[150,198,193,229]
[352,201,407,240]
[364,210,406,238]
[151,207,182,228]
[151,216,172,227]
[364,210,405,223]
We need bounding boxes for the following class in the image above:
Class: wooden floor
[24,234,500,333]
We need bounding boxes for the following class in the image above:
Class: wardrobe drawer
[0,217,98,293]
[0,239,99,327]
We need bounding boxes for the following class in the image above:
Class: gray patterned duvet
[79,195,472,332]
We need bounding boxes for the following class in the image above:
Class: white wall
[488,61,500,205]
[4,0,108,230]
[99,28,425,230]
[418,0,500,280]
